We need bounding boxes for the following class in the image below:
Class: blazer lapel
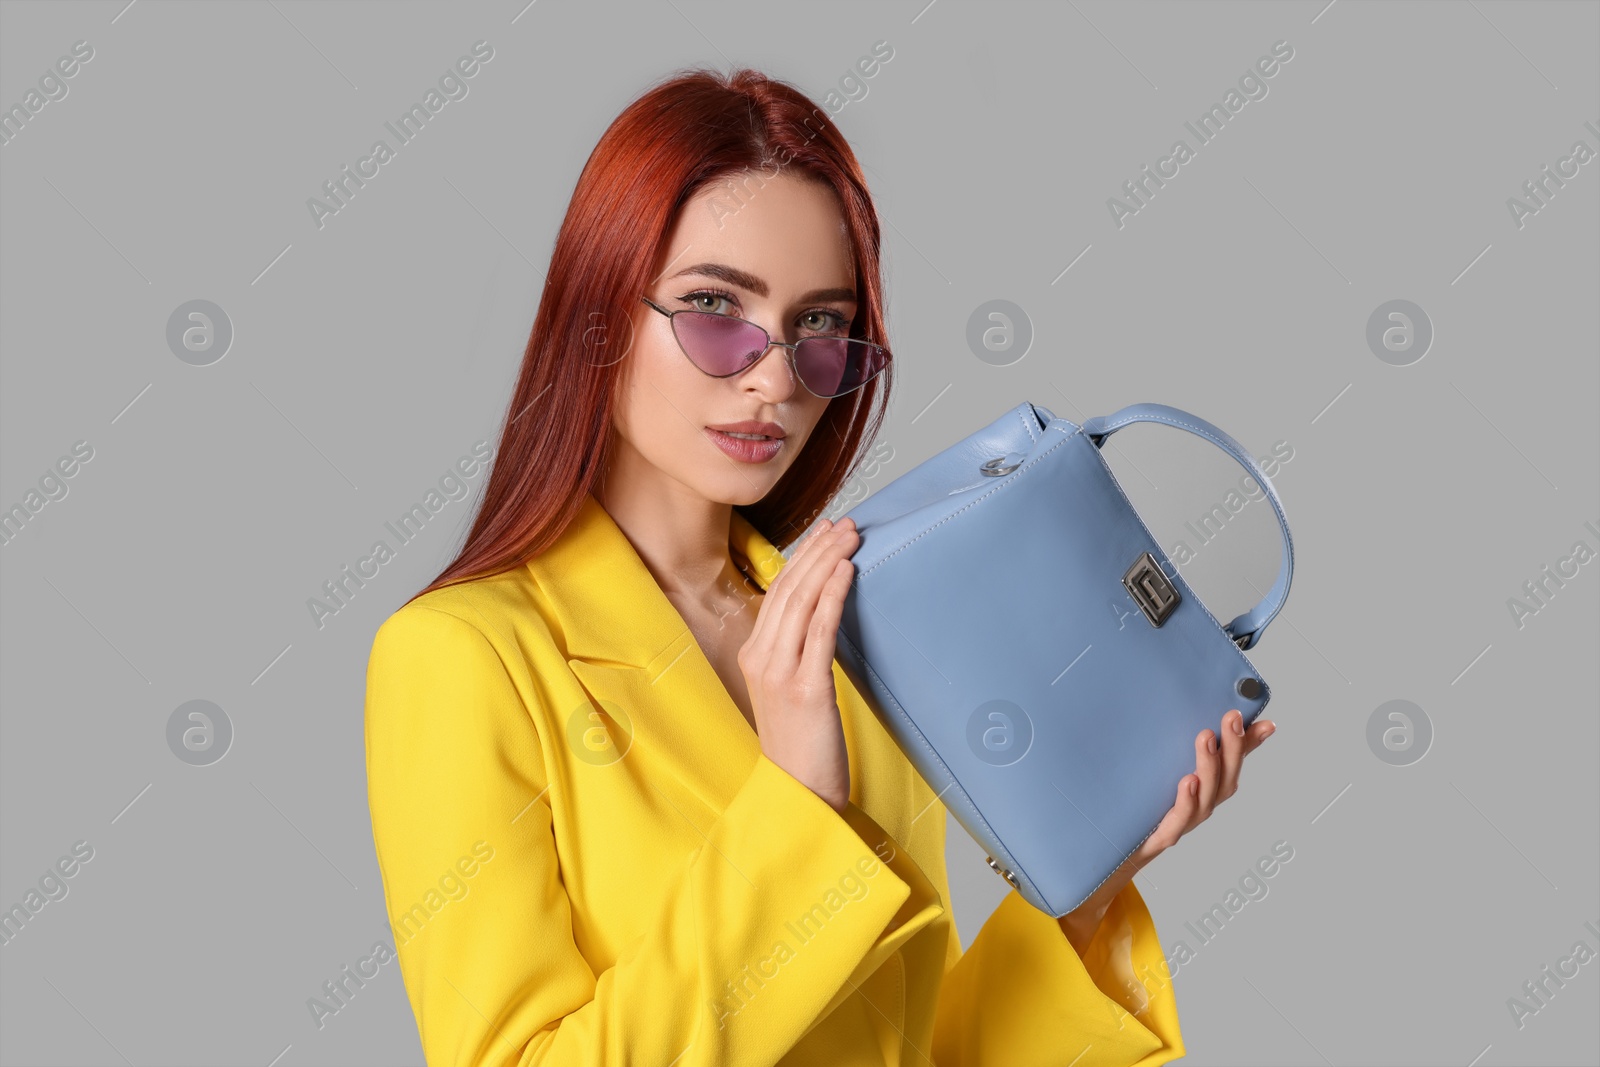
[525,493,950,999]
[527,492,838,821]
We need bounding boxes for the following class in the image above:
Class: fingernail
[1207,734,1218,754]
[1188,777,1199,797]
[819,519,833,531]
[1232,712,1244,736]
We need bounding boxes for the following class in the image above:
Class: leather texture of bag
[832,401,1294,917]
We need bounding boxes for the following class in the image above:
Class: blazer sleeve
[364,604,947,1067]
[927,812,1186,1067]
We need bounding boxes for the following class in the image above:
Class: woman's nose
[739,337,799,399]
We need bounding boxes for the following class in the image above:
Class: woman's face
[606,171,856,510]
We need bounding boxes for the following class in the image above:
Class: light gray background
[3,0,1597,1064]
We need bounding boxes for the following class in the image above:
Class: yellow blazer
[365,491,1185,1066]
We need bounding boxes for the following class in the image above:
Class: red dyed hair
[408,67,895,604]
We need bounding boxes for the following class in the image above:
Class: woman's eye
[682,291,847,333]
[800,309,849,334]
[686,291,734,315]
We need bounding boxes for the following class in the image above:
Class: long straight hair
[407,67,895,604]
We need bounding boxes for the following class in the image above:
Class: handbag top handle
[1069,402,1294,651]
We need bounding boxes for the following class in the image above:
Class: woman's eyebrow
[668,262,856,304]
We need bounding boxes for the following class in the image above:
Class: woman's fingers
[1194,711,1275,817]
[745,518,837,658]
[1192,727,1222,825]
[765,519,832,604]
[1218,709,1245,801]
[771,522,858,672]
[1248,719,1276,751]
[785,517,834,571]
[1133,714,1278,867]
[1137,774,1200,858]
[800,555,855,678]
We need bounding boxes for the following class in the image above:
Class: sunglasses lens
[795,338,889,398]
[669,310,889,397]
[672,312,769,375]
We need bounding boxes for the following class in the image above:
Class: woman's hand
[739,516,860,814]
[1056,708,1277,955]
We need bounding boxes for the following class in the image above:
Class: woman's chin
[695,473,782,508]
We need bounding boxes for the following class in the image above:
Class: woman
[364,67,1273,1066]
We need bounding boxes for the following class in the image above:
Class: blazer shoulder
[365,570,574,742]
[370,564,561,667]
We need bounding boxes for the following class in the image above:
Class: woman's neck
[593,479,745,613]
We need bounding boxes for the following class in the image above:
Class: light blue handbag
[833,401,1293,917]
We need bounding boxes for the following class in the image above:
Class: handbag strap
[1074,402,1293,651]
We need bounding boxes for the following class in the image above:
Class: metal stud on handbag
[833,401,1293,917]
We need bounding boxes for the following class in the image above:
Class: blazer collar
[519,494,947,985]
[527,491,788,673]
[525,491,800,810]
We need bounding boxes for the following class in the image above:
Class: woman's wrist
[1057,894,1112,956]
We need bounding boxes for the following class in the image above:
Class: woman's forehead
[657,174,856,294]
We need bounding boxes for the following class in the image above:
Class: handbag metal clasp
[985,854,1020,889]
[1123,552,1180,628]
[980,451,1025,477]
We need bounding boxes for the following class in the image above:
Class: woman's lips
[704,428,784,463]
